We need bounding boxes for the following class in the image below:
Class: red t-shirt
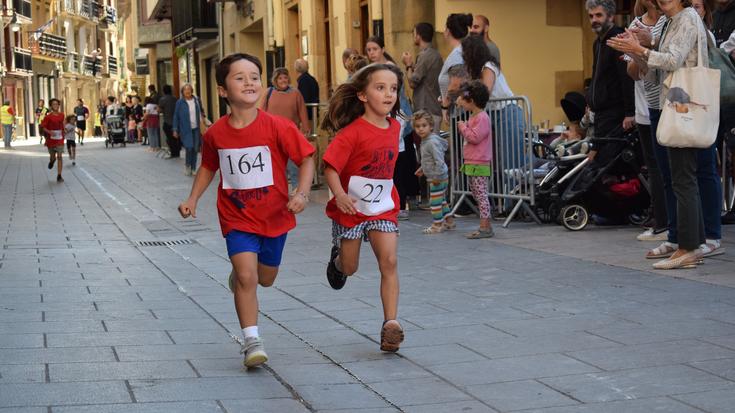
[40,112,66,147]
[323,117,401,227]
[200,110,316,237]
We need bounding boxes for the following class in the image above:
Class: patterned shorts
[332,220,399,245]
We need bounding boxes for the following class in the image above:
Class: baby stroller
[557,130,650,231]
[105,111,126,148]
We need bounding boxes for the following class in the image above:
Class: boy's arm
[178,167,216,218]
[286,156,315,214]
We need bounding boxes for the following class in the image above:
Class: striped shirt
[637,15,667,110]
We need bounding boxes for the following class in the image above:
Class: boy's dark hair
[446,13,473,40]
[459,80,490,109]
[215,53,262,88]
[415,22,434,43]
[49,98,61,105]
[215,53,263,106]
[321,63,403,133]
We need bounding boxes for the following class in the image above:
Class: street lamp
[9,15,20,32]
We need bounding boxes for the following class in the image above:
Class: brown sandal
[380,320,404,352]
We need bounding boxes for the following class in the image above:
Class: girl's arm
[324,166,356,215]
[178,166,216,218]
[481,67,497,94]
[286,156,315,214]
[459,115,489,144]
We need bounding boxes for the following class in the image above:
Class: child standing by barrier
[322,63,405,353]
[457,80,494,239]
[178,53,315,368]
[64,115,77,166]
[413,111,454,234]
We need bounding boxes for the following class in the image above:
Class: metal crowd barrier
[448,96,540,228]
[306,102,328,187]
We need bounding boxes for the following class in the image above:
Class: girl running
[321,63,405,352]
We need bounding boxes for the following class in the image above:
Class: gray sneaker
[241,336,268,368]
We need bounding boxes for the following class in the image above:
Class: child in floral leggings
[456,80,494,239]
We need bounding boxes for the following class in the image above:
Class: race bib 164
[218,146,274,190]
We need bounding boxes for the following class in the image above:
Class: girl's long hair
[366,36,397,64]
[321,63,403,133]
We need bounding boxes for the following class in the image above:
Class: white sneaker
[637,228,668,241]
[241,336,268,368]
[185,165,192,176]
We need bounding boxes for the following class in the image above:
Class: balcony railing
[103,6,117,25]
[82,54,101,77]
[80,0,102,21]
[63,0,76,14]
[12,0,32,19]
[28,33,68,60]
[12,47,32,72]
[107,55,117,76]
[65,51,80,74]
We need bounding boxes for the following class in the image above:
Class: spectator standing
[261,67,310,187]
[438,13,473,123]
[35,99,49,144]
[586,0,636,143]
[159,85,180,158]
[131,96,144,144]
[402,22,443,131]
[173,83,205,176]
[609,0,716,269]
[342,48,359,79]
[143,97,161,151]
[294,58,320,124]
[713,0,735,224]
[1,100,16,149]
[148,84,161,105]
[470,14,501,67]
[713,0,735,45]
[73,99,90,145]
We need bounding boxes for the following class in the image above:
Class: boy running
[40,99,66,182]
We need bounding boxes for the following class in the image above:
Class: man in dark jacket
[158,85,179,158]
[294,58,319,125]
[585,0,635,143]
[714,0,735,224]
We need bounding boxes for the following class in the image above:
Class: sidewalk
[1,142,735,412]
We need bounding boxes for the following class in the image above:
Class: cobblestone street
[1,142,735,412]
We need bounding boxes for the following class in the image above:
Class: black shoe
[723,210,735,225]
[326,245,347,290]
[80,141,83,146]
[56,175,63,182]
[48,158,55,169]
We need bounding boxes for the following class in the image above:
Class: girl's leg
[336,237,362,276]
[429,180,446,225]
[469,176,492,230]
[56,152,63,176]
[366,230,399,321]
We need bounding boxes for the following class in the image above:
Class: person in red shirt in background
[321,63,405,353]
[40,99,67,182]
[177,53,315,368]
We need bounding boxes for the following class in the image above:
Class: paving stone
[166,329,234,345]
[0,381,131,407]
[47,331,173,347]
[401,401,497,413]
[0,334,44,349]
[427,354,599,386]
[128,376,289,402]
[369,377,472,406]
[50,401,225,413]
[522,397,705,413]
[220,398,311,413]
[567,339,735,370]
[672,388,735,413]
[0,364,45,384]
[49,361,197,382]
[0,320,104,334]
[689,358,735,381]
[539,365,732,403]
[291,383,392,410]
[465,380,579,411]
[0,347,116,365]
[341,358,433,383]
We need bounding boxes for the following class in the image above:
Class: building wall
[435,0,586,125]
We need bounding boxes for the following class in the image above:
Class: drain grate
[137,239,193,247]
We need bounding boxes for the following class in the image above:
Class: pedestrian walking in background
[159,85,180,158]
[64,115,77,166]
[1,100,16,149]
[457,80,494,239]
[321,63,405,353]
[143,97,161,151]
[261,67,310,187]
[131,96,144,144]
[413,110,454,234]
[294,58,320,123]
[178,53,315,368]
[35,99,49,144]
[608,0,722,269]
[173,84,205,176]
[41,99,66,182]
[96,99,106,138]
[74,99,89,146]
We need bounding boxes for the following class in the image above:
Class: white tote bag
[656,29,720,148]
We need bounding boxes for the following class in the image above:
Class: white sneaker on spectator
[637,228,668,241]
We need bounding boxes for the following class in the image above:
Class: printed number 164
[225,153,265,175]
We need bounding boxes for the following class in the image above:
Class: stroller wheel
[561,204,589,231]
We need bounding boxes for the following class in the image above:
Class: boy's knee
[234,269,258,289]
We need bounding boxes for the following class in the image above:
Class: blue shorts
[225,230,287,267]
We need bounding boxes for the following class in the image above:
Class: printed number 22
[226,152,266,175]
[361,184,384,203]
